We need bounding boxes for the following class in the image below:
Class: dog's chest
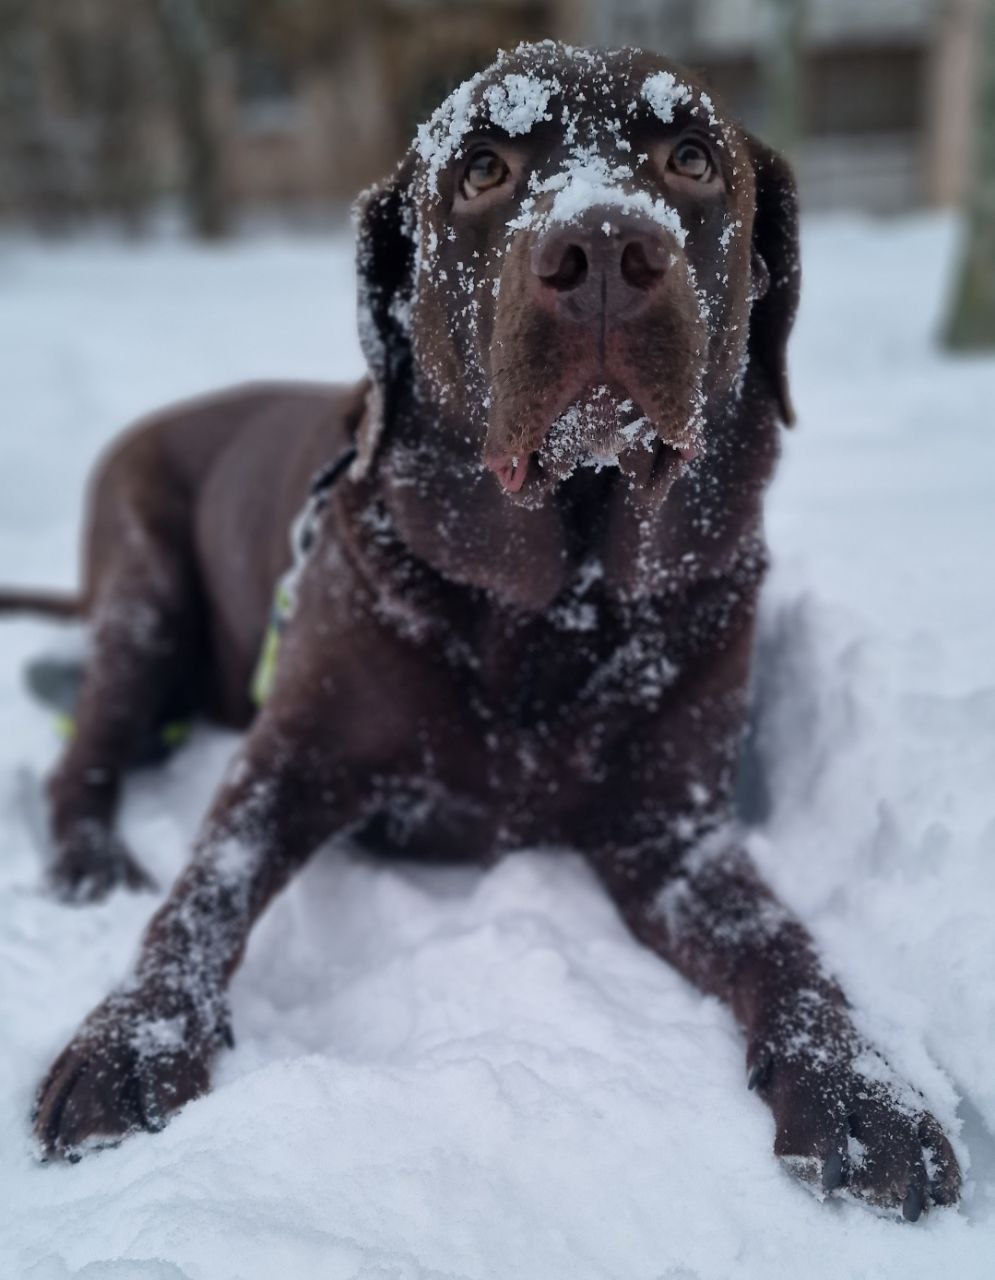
[478,600,677,723]
[458,586,684,801]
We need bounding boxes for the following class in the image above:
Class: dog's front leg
[591,831,961,1218]
[32,713,351,1160]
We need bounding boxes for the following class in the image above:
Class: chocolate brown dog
[6,43,960,1218]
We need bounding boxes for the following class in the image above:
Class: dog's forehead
[414,41,730,195]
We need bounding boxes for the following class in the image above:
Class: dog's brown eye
[669,139,714,182]
[462,149,509,199]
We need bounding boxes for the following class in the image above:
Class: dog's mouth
[485,383,699,503]
[486,453,531,494]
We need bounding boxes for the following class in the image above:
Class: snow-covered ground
[1,215,993,1279]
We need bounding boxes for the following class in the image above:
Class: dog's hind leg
[45,539,204,902]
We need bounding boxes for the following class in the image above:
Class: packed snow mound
[1,215,994,1278]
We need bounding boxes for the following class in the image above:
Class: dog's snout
[531,212,670,321]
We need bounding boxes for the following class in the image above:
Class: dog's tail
[0,589,84,620]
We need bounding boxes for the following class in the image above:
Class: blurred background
[0,0,986,226]
[0,0,993,344]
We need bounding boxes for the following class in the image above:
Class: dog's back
[71,380,365,724]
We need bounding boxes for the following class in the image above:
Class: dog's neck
[357,378,776,614]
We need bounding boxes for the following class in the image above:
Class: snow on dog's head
[354,41,799,505]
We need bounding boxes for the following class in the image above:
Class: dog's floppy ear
[353,155,417,412]
[746,136,800,426]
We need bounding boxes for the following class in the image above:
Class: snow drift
[0,214,993,1278]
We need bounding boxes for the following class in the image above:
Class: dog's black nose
[531,210,672,322]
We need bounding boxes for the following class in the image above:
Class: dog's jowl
[8,42,959,1219]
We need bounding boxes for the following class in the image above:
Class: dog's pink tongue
[486,454,529,493]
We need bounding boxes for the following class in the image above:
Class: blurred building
[0,0,983,230]
[576,0,981,212]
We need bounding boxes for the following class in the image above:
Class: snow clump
[641,71,693,123]
[508,148,687,245]
[416,59,560,193]
[483,73,558,136]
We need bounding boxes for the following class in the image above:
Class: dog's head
[355,41,799,512]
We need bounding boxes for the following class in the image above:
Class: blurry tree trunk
[93,26,150,235]
[761,0,808,157]
[152,0,230,238]
[944,0,995,350]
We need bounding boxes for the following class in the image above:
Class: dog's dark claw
[747,1049,768,1090]
[902,1185,925,1223]
[747,1048,772,1091]
[821,1150,845,1192]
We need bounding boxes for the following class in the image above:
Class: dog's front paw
[32,986,227,1160]
[48,821,156,903]
[748,1034,961,1219]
